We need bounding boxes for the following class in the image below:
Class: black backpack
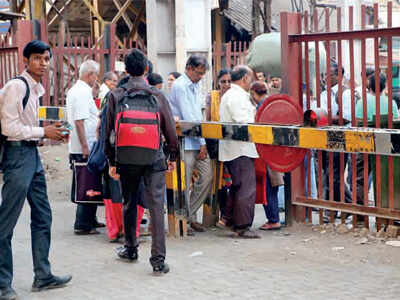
[0,76,30,162]
[114,87,161,166]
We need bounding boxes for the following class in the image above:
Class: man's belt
[5,140,38,147]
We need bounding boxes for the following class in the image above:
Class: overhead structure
[7,0,147,46]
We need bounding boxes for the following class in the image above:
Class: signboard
[0,0,10,34]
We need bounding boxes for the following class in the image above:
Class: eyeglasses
[220,80,231,84]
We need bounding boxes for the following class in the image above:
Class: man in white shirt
[219,65,260,238]
[67,60,102,235]
[319,63,353,209]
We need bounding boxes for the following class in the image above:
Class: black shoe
[74,229,100,235]
[0,287,17,300]
[153,262,170,276]
[32,275,72,292]
[116,246,138,262]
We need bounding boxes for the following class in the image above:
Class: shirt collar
[77,79,92,90]
[230,83,248,94]
[182,73,198,90]
[127,76,147,85]
[22,70,45,96]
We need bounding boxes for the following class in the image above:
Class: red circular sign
[255,94,307,172]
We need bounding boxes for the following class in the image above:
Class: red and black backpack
[114,87,161,165]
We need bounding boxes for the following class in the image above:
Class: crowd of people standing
[0,37,394,300]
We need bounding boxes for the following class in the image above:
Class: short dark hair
[23,40,52,59]
[330,61,345,76]
[168,71,181,79]
[366,67,375,78]
[369,73,386,94]
[125,49,147,77]
[250,81,267,95]
[231,66,250,81]
[102,71,117,83]
[186,55,209,70]
[147,73,163,86]
[217,69,231,81]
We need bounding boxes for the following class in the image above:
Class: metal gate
[281,2,400,229]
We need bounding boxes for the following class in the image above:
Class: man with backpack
[104,49,178,275]
[0,40,72,300]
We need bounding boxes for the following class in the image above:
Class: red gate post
[280,12,305,225]
[16,20,33,74]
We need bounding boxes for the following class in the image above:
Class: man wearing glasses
[168,55,213,236]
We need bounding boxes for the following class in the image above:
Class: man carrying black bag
[104,49,178,275]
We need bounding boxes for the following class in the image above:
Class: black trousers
[118,164,166,266]
[70,154,98,231]
[319,151,353,203]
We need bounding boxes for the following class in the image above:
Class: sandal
[259,223,281,231]
[233,229,261,239]
[216,219,233,231]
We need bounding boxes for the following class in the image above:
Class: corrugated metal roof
[224,0,252,33]
[223,0,292,33]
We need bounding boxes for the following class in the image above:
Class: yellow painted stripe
[345,131,375,153]
[59,107,66,120]
[248,125,273,144]
[299,128,327,149]
[165,161,185,190]
[38,107,47,120]
[201,123,223,139]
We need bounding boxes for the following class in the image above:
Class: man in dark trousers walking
[105,49,178,275]
[0,41,72,300]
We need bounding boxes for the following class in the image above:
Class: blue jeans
[0,145,52,288]
[263,172,280,224]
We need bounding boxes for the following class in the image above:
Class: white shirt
[320,84,339,116]
[0,71,45,141]
[67,80,99,154]
[98,83,110,101]
[218,84,259,162]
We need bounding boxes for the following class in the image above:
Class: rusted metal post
[280,12,305,225]
[16,20,33,74]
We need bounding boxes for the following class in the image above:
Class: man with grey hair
[99,71,118,109]
[218,65,260,238]
[168,55,213,235]
[66,60,102,235]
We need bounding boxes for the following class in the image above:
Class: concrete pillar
[175,0,186,73]
[145,0,158,71]
[145,0,213,97]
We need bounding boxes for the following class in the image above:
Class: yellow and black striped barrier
[177,121,400,156]
[38,106,67,121]
[38,106,398,156]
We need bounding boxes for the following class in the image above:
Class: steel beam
[289,26,400,42]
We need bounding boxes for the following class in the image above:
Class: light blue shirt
[168,73,205,150]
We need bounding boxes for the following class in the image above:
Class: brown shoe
[190,222,206,232]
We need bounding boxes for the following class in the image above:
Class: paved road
[9,196,400,300]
